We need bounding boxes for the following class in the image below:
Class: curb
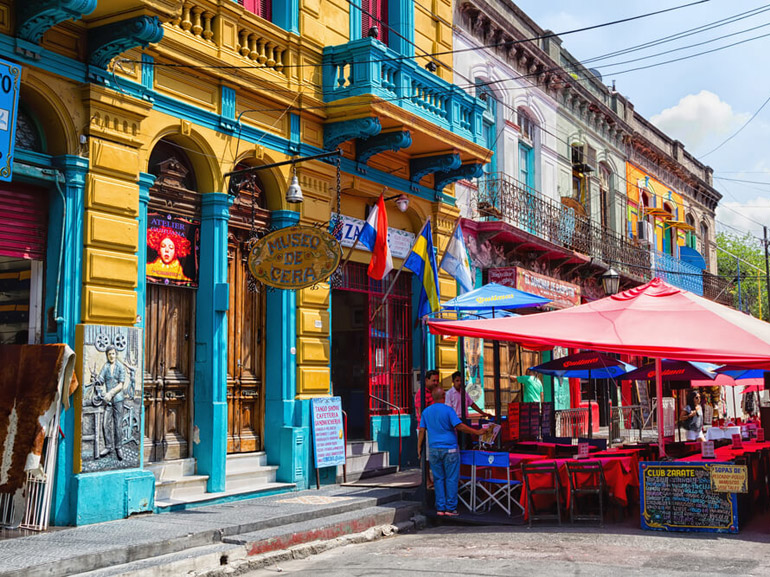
[196,514,428,576]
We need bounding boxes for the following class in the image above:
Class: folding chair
[473,451,524,516]
[458,450,476,513]
[521,462,562,526]
[566,460,606,525]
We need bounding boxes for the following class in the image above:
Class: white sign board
[311,396,346,468]
[339,214,415,259]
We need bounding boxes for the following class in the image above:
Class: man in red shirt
[415,369,440,420]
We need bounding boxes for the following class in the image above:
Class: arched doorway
[144,139,201,462]
[225,166,269,452]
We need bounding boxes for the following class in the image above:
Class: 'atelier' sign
[248,225,341,289]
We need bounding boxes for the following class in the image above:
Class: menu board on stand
[640,462,738,533]
[540,402,554,439]
[507,402,520,442]
[519,402,541,441]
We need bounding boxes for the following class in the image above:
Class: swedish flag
[404,219,440,318]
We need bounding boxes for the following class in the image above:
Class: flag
[439,223,473,294]
[357,194,393,280]
[404,219,440,318]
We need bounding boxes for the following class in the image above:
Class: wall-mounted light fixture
[601,267,620,296]
[425,61,438,73]
[386,193,410,212]
[224,149,342,205]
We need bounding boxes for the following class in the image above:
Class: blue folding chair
[473,451,524,516]
[458,450,476,513]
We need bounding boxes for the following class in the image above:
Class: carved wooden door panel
[144,284,195,462]
[226,231,264,453]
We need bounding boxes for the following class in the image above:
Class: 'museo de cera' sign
[248,225,341,289]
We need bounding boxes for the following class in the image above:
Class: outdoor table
[515,441,599,458]
[678,439,770,462]
[706,426,742,442]
[520,454,639,519]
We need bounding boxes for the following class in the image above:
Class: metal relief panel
[80,325,143,472]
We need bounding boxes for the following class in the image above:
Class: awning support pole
[656,358,665,458]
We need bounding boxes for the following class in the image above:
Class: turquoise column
[388,0,414,56]
[136,173,154,470]
[194,193,232,493]
[49,155,87,526]
[264,210,309,486]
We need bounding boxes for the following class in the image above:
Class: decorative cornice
[323,117,381,151]
[17,0,97,45]
[435,163,484,192]
[410,153,461,183]
[356,130,412,165]
[88,15,164,70]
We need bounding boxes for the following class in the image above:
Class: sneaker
[444,510,459,517]
[437,511,446,516]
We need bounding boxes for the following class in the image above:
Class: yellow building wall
[626,163,687,252]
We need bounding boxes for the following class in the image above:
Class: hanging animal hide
[0,344,78,525]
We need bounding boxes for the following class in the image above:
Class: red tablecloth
[515,441,599,459]
[678,440,770,462]
[521,454,639,519]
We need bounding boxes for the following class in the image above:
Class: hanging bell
[285,174,303,204]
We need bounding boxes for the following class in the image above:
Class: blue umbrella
[530,351,636,379]
[716,365,767,380]
[442,282,550,316]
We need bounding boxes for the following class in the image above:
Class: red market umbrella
[428,278,770,456]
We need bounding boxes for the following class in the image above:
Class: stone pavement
[0,484,421,577]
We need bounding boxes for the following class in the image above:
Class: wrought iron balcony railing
[473,174,707,295]
[322,38,486,144]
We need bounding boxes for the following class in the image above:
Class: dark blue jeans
[429,447,460,512]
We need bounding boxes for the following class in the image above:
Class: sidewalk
[0,484,422,577]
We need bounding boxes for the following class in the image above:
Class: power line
[700,93,770,158]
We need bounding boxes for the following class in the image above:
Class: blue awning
[679,246,707,270]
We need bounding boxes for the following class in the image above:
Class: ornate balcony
[322,38,489,167]
[472,174,708,295]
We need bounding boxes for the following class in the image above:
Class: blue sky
[514,0,770,238]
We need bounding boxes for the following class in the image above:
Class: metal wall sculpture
[80,325,142,473]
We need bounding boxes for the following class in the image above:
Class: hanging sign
[248,225,341,289]
[489,267,581,309]
[311,396,346,468]
[0,58,20,182]
[339,215,415,259]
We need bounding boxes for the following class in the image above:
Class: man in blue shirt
[418,386,484,516]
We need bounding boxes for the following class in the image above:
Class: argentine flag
[439,223,473,294]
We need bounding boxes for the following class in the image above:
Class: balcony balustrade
[323,38,486,144]
[473,174,709,295]
[163,1,304,83]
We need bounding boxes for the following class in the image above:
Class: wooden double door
[226,230,264,453]
[143,230,265,462]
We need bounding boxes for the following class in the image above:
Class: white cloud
[651,91,748,151]
[716,198,770,237]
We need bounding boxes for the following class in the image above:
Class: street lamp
[601,267,620,296]
[387,193,409,213]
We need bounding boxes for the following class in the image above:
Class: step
[225,451,268,473]
[154,473,209,501]
[339,465,399,484]
[75,500,421,577]
[223,500,421,555]
[344,451,389,475]
[2,487,405,577]
[145,458,196,481]
[346,440,378,456]
[154,481,296,512]
[225,465,279,492]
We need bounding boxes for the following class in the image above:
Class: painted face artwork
[159,237,176,265]
[106,349,116,363]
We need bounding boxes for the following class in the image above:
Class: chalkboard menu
[640,462,738,533]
